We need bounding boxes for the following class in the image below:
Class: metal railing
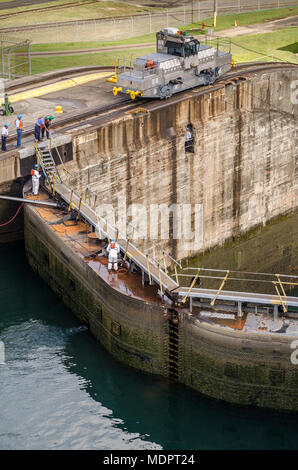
[57,163,181,279]
[174,267,298,308]
[0,38,31,79]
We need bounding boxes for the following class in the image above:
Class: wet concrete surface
[28,190,166,305]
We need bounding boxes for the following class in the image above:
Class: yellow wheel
[113,86,118,96]
[130,91,136,100]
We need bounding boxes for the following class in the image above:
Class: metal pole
[184,5,186,25]
[198,1,200,21]
[28,42,31,76]
[191,0,194,24]
[149,13,152,33]
[0,195,58,207]
[131,16,133,37]
[238,0,241,13]
[158,263,164,297]
[166,9,169,27]
[181,268,200,304]
[8,53,11,80]
[213,0,217,27]
[210,270,230,306]
[146,255,152,285]
[1,41,4,77]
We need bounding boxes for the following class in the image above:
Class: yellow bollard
[56,105,63,114]
[107,59,118,83]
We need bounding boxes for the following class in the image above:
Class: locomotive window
[184,41,198,57]
[167,46,183,57]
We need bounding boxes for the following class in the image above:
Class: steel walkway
[52,182,298,315]
[54,182,178,293]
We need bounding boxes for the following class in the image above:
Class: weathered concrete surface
[0,150,24,242]
[183,211,298,294]
[61,69,298,262]
[179,313,298,411]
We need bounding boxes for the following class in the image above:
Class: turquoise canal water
[1,242,298,450]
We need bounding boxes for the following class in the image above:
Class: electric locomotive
[112,28,232,100]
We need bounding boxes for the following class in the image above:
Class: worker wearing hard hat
[34,116,45,142]
[107,238,120,272]
[42,115,54,140]
[14,114,23,148]
[31,164,41,195]
[1,123,9,151]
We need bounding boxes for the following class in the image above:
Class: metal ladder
[35,141,63,188]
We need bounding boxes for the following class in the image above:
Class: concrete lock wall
[24,205,169,377]
[24,203,298,411]
[21,69,298,411]
[0,151,24,243]
[179,314,298,411]
[62,70,298,262]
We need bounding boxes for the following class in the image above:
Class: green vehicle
[0,93,14,116]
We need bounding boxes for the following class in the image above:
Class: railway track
[6,61,298,145]
[0,1,98,21]
[5,66,115,94]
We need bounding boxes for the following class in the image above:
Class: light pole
[213,0,217,28]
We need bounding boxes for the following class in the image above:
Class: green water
[1,242,298,450]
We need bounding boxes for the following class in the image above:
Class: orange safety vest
[14,119,23,129]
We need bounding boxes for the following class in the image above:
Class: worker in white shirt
[1,123,9,151]
[107,238,120,271]
[14,115,23,148]
[31,164,41,195]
